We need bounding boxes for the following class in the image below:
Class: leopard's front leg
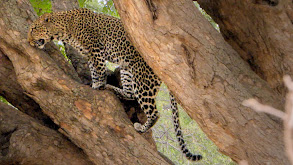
[88,53,107,89]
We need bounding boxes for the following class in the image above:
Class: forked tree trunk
[0,0,169,164]
[113,0,289,164]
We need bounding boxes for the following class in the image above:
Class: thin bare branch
[242,99,285,120]
[243,75,293,164]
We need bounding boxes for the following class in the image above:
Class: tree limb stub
[51,0,79,12]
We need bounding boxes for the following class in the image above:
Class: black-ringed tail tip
[181,144,202,161]
[186,153,202,161]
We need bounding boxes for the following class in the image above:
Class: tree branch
[113,0,288,164]
[242,99,285,120]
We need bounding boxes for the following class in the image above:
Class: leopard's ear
[40,13,55,32]
[40,13,52,24]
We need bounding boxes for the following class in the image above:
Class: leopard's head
[28,12,66,49]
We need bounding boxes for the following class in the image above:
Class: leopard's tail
[170,93,202,161]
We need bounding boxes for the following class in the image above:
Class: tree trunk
[113,0,289,164]
[197,0,293,96]
[0,0,169,164]
[0,51,56,128]
[0,102,93,165]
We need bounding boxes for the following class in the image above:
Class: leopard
[27,8,202,161]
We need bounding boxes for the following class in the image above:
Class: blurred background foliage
[30,0,52,15]
[0,96,9,105]
[0,0,235,164]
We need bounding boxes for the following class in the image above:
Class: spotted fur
[27,8,202,161]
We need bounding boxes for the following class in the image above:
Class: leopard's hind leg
[132,78,161,133]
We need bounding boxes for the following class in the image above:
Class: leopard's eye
[39,39,45,44]
[35,39,45,46]
[45,18,49,22]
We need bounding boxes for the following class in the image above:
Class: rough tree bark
[0,51,56,128]
[196,0,293,96]
[114,0,289,164]
[0,0,168,164]
[0,102,93,165]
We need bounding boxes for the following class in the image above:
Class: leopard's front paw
[91,81,106,90]
[104,84,114,90]
[134,122,143,133]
